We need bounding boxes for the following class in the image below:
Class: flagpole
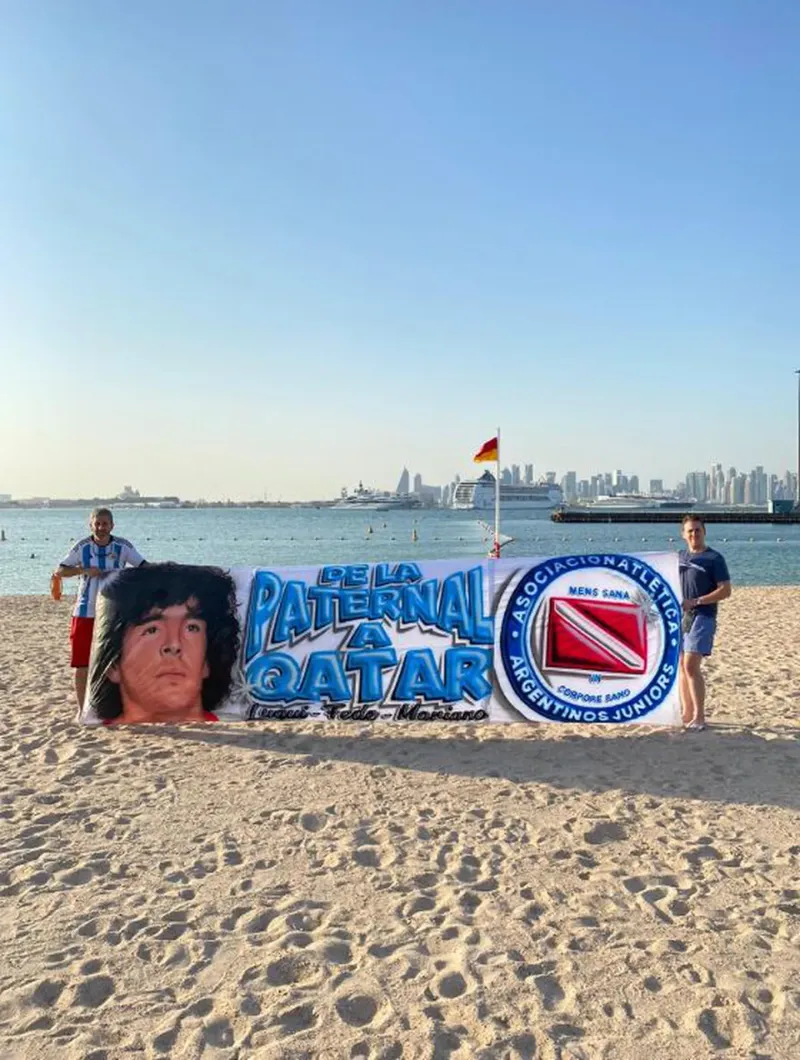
[494,426,501,559]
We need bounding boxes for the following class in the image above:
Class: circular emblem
[496,554,681,724]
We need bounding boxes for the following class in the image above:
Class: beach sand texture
[1,587,798,1059]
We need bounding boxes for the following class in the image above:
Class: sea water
[0,507,798,595]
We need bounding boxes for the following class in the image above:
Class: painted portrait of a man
[87,563,240,724]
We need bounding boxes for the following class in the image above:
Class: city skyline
[4,454,798,506]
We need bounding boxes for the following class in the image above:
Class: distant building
[524,463,534,485]
[413,473,423,495]
[417,484,442,504]
[396,467,410,494]
[560,471,577,503]
[648,479,663,496]
[708,463,724,503]
[685,471,709,503]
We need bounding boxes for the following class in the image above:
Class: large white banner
[81,552,682,727]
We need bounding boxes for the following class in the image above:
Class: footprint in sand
[323,939,353,964]
[300,813,327,833]
[285,904,326,932]
[275,1001,317,1036]
[74,974,115,1008]
[584,821,627,845]
[266,953,321,987]
[335,992,379,1027]
[437,971,468,999]
[29,979,65,1008]
[694,1007,735,1050]
[202,1017,234,1048]
[535,973,566,1011]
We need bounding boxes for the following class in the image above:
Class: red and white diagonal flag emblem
[544,597,647,675]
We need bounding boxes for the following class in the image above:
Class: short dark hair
[88,563,240,721]
[682,513,705,528]
[91,507,113,521]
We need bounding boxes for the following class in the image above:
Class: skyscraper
[685,471,709,503]
[524,463,534,485]
[413,473,423,495]
[396,467,410,494]
[754,465,767,505]
[709,463,724,503]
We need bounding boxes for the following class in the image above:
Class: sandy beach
[0,587,798,1060]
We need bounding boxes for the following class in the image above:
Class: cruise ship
[332,483,422,511]
[452,471,563,511]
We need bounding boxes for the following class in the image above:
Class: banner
[81,552,682,727]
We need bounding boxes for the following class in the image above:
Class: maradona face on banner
[494,553,682,725]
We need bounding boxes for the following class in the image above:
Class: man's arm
[57,564,104,579]
[684,581,732,609]
[121,542,147,568]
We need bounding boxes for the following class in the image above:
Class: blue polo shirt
[678,548,730,617]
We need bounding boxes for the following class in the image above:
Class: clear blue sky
[1,1,798,500]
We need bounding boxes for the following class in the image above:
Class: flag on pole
[473,436,499,463]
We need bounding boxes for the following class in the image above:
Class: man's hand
[682,598,698,612]
[59,566,105,579]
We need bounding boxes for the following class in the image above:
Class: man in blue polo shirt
[679,515,731,731]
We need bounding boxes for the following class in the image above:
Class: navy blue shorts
[683,613,716,656]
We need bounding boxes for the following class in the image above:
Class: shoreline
[4,579,800,601]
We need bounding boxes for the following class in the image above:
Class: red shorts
[70,617,95,668]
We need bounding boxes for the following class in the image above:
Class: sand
[0,587,798,1060]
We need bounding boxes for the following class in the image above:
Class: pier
[551,508,800,525]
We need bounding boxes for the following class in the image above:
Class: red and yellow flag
[473,436,499,463]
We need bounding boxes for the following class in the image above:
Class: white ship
[577,494,689,512]
[333,483,422,511]
[452,471,562,511]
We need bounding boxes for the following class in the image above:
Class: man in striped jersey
[57,507,146,707]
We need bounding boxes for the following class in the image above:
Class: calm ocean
[0,507,798,595]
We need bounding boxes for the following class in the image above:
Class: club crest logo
[496,554,681,723]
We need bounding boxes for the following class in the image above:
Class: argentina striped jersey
[59,536,146,618]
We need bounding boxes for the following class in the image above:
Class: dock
[551,508,800,525]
